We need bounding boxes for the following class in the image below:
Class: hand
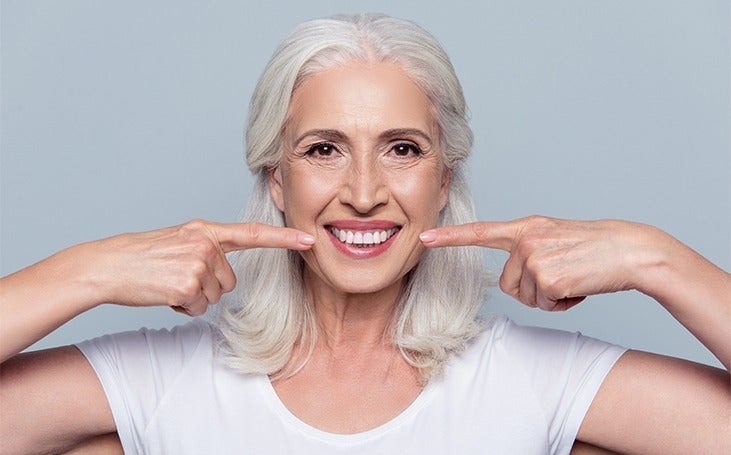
[86,220,315,316]
[420,216,660,311]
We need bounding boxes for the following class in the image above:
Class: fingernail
[299,234,315,245]
[419,231,437,243]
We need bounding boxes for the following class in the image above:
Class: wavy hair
[216,13,488,382]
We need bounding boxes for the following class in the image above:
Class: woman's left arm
[421,216,730,454]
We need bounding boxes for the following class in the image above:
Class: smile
[327,226,400,247]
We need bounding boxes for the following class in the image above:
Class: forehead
[286,61,437,138]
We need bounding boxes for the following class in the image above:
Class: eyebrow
[294,128,433,146]
[294,129,348,145]
[379,128,433,145]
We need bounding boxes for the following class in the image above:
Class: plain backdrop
[1,0,729,368]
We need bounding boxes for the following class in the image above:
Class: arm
[63,432,123,455]
[0,346,115,454]
[421,216,730,453]
[0,220,314,454]
[421,216,730,369]
[0,220,315,362]
[579,349,729,454]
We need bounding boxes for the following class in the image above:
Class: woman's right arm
[0,220,314,454]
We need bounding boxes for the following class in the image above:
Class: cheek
[390,173,444,221]
[280,170,340,225]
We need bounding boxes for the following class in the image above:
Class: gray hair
[217,13,487,382]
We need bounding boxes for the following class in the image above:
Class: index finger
[213,222,315,253]
[419,221,520,251]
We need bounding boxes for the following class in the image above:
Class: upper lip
[325,220,401,230]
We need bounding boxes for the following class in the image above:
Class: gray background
[2,0,729,368]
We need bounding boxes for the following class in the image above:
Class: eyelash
[390,142,423,158]
[302,141,424,158]
[304,142,338,157]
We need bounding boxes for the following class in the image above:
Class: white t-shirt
[76,315,625,454]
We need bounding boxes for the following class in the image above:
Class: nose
[339,154,389,214]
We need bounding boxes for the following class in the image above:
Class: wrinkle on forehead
[283,60,439,152]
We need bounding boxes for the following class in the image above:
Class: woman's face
[270,60,449,296]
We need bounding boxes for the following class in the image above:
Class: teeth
[329,227,398,246]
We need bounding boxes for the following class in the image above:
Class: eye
[305,142,338,158]
[390,142,423,158]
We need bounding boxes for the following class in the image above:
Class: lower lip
[326,229,399,259]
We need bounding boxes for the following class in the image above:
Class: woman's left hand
[420,216,669,311]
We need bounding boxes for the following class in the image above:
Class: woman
[1,13,728,454]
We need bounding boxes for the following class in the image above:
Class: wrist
[621,223,677,298]
[50,241,114,312]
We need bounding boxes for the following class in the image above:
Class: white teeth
[329,227,398,246]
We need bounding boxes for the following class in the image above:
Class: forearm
[635,226,731,371]
[0,243,104,363]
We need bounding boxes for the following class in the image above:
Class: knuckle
[192,239,216,258]
[515,236,543,261]
[523,254,542,273]
[188,259,208,276]
[541,278,563,299]
[470,222,487,240]
[220,272,237,293]
[178,277,202,299]
[497,274,511,295]
[515,238,534,257]
[536,295,554,310]
[187,218,207,229]
[180,219,206,235]
[246,223,263,243]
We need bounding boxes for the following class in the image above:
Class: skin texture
[270,61,448,297]
[0,221,314,363]
[0,222,314,452]
[422,216,731,453]
[268,61,446,433]
[1,60,729,453]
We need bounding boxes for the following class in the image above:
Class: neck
[304,268,405,352]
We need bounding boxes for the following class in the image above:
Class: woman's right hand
[0,220,315,362]
[85,220,315,316]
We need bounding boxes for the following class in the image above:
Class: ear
[268,166,285,212]
[438,167,451,210]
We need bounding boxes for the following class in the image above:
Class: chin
[305,265,409,297]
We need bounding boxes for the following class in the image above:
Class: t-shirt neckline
[258,373,437,444]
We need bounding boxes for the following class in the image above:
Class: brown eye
[391,143,422,157]
[306,142,337,157]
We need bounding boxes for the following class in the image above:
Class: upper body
[1,13,729,455]
[72,315,625,454]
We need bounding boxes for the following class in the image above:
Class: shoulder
[77,317,214,352]
[447,314,627,411]
[75,318,218,384]
[437,315,627,453]
[464,314,625,367]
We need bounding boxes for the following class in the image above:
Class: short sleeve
[75,319,214,454]
[497,319,627,454]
